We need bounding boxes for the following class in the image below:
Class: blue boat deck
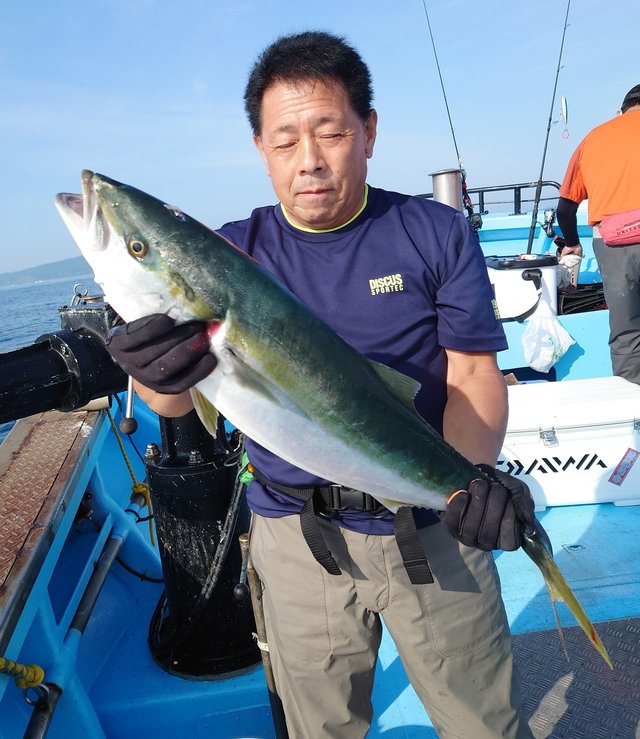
[372,502,640,737]
[500,503,640,633]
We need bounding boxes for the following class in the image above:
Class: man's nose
[297,136,325,174]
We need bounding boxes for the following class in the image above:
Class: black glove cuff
[474,463,497,481]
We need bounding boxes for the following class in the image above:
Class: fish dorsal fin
[368,359,422,414]
[190,387,220,438]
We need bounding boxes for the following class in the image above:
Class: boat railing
[418,180,562,216]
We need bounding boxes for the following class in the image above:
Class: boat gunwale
[0,408,105,654]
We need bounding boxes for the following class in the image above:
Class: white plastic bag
[521,297,575,373]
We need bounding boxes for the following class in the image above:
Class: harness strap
[299,496,342,576]
[250,467,342,575]
[250,466,434,585]
[393,507,434,584]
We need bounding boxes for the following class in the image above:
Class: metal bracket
[540,429,558,447]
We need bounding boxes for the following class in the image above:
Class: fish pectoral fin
[373,496,403,513]
[226,350,311,418]
[368,360,422,415]
[190,388,220,438]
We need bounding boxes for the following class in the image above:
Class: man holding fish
[105,31,535,738]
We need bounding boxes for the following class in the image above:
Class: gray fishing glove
[444,465,535,551]
[106,314,217,394]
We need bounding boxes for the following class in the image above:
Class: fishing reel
[542,208,557,238]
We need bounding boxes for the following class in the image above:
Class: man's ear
[253,134,270,176]
[364,109,378,159]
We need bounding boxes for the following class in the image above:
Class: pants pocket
[250,514,332,663]
[418,526,508,659]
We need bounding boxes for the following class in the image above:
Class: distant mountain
[0,257,92,287]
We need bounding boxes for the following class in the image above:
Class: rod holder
[429,168,464,211]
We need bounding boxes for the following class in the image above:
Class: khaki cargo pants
[250,512,532,739]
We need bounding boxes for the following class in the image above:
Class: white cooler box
[498,376,640,510]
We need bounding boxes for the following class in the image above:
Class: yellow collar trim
[280,185,369,233]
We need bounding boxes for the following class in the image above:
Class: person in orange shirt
[557,84,640,382]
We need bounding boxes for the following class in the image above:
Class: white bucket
[486,254,558,320]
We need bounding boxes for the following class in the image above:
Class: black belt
[316,484,388,517]
[250,467,434,585]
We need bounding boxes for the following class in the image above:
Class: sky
[2,0,639,273]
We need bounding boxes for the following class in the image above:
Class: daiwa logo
[497,453,608,476]
[369,273,404,296]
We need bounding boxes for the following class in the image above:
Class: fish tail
[522,520,613,669]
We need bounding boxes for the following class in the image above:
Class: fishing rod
[421,1,481,229]
[422,0,462,170]
[526,0,572,254]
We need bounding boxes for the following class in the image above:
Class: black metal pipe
[22,684,62,739]
[70,536,124,635]
[0,304,126,425]
[514,187,522,216]
[0,340,75,423]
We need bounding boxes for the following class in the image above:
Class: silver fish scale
[513,617,640,738]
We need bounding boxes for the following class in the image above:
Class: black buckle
[329,484,342,510]
[316,485,389,518]
[361,492,381,513]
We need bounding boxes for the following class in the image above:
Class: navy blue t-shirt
[217,185,506,534]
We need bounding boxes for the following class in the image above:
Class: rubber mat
[513,617,640,738]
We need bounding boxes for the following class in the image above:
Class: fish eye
[127,236,148,259]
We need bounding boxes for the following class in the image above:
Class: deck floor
[514,617,640,739]
[501,501,640,739]
[370,502,640,738]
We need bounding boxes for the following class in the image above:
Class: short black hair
[244,31,373,135]
[621,84,640,113]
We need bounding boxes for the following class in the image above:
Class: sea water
[0,274,101,444]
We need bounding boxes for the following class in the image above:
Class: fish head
[55,170,222,324]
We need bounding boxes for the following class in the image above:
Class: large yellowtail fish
[55,170,611,668]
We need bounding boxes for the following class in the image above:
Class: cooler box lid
[506,376,640,434]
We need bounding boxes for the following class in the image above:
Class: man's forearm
[443,360,508,468]
[133,380,195,417]
[557,196,581,247]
